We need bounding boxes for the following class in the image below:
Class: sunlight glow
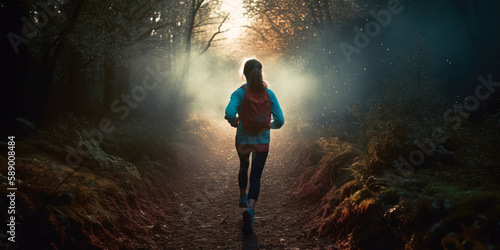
[221,0,244,16]
[220,0,248,41]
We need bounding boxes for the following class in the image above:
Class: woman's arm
[268,90,284,129]
[225,89,243,127]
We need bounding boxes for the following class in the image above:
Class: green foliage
[348,74,448,169]
[446,112,500,169]
[290,67,500,249]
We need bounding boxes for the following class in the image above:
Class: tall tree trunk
[182,0,204,79]
[103,57,117,109]
[35,0,86,119]
[116,64,130,99]
[65,48,85,112]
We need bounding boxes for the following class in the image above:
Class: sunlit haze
[220,0,248,41]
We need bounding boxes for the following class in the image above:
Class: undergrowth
[292,75,500,249]
[0,112,217,249]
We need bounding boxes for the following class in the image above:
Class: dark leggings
[237,149,269,201]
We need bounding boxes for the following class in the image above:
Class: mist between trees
[4,0,499,133]
[2,0,500,183]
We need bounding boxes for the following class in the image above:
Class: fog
[180,0,500,137]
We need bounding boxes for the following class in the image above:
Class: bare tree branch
[197,13,230,56]
[129,22,176,45]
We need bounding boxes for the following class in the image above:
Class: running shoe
[242,207,254,235]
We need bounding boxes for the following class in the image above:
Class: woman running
[224,59,285,235]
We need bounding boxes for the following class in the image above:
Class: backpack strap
[241,84,248,90]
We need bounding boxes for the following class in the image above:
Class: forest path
[162,122,326,249]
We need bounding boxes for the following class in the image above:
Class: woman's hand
[230,117,239,128]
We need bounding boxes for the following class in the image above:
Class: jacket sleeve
[269,90,285,129]
[225,89,242,124]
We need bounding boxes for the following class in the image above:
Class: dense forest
[1,0,500,249]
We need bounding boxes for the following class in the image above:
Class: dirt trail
[162,125,326,249]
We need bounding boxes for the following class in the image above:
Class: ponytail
[248,68,266,92]
[243,59,268,92]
